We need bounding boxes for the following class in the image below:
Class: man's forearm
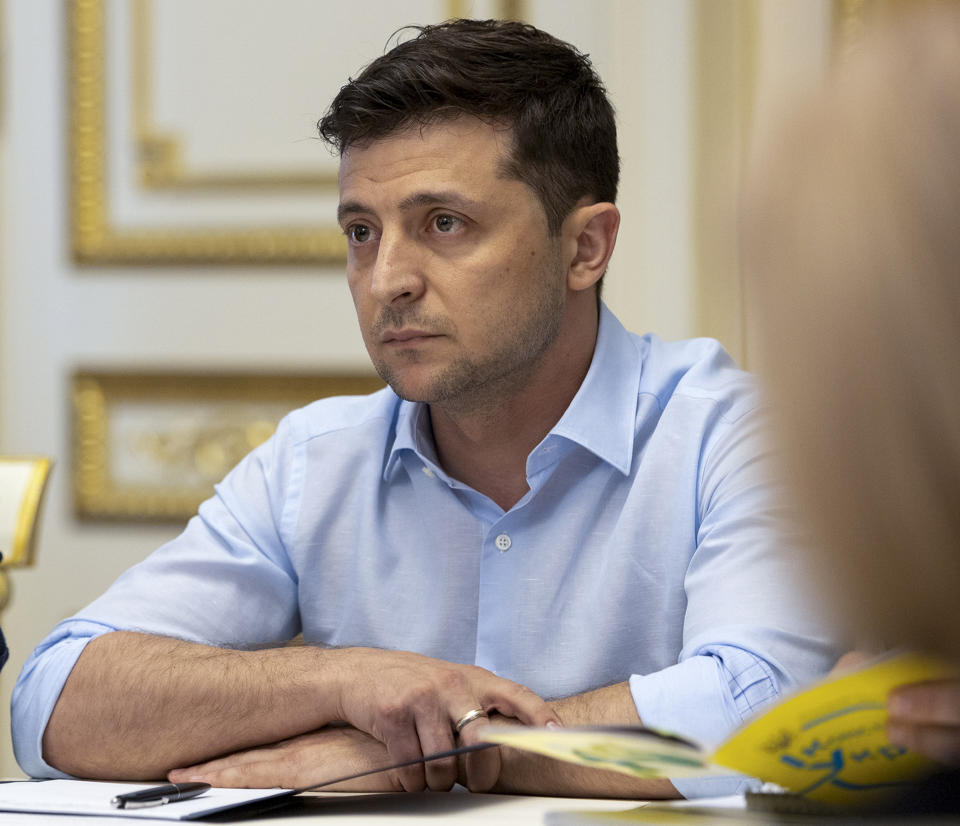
[490,682,680,799]
[41,631,558,792]
[42,631,340,779]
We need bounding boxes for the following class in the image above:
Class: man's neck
[429,304,600,511]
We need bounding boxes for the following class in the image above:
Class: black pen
[110,782,211,809]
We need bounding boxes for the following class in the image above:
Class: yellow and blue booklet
[480,652,956,809]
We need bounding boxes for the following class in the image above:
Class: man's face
[337,117,569,410]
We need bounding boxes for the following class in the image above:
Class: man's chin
[375,369,435,404]
[382,374,460,406]
[387,383,432,403]
[375,360,486,407]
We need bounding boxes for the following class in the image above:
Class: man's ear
[562,202,620,293]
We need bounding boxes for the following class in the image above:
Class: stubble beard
[371,257,567,414]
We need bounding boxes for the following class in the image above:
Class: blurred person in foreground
[744,4,960,774]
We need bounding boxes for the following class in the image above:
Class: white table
[0,789,748,825]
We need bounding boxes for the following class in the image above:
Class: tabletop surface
[0,789,741,825]
[3,789,960,825]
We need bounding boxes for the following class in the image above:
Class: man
[13,20,835,798]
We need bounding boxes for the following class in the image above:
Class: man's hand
[888,680,960,765]
[169,727,401,791]
[332,648,556,792]
[831,653,960,766]
[172,680,681,799]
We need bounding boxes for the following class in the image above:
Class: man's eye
[433,214,461,233]
[347,224,373,243]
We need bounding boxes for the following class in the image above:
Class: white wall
[0,0,832,777]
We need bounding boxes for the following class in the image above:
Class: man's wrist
[304,645,361,724]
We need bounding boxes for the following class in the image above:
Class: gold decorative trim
[69,0,346,265]
[72,370,384,521]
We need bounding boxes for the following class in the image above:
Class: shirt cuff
[629,648,779,799]
[11,621,110,778]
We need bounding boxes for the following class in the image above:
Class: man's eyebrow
[337,191,480,225]
[397,191,480,212]
[337,201,371,226]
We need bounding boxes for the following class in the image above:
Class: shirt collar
[384,399,435,482]
[383,302,641,481]
[545,302,640,476]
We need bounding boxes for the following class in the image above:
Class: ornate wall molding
[72,370,384,521]
[69,0,346,265]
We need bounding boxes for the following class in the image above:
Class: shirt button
[495,533,512,552]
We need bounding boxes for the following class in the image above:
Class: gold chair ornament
[0,457,53,612]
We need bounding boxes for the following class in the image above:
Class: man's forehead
[340,118,513,173]
[336,119,517,207]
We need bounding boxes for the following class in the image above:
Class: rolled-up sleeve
[11,414,303,777]
[630,644,785,797]
[628,394,838,797]
[12,620,112,778]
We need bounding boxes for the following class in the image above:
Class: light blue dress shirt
[13,305,837,795]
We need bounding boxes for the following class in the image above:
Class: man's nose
[370,234,425,305]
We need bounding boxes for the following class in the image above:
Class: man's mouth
[380,329,440,344]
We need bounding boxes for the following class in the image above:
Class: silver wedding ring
[454,707,488,733]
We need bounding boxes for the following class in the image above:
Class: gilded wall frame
[72,371,384,521]
[68,0,525,265]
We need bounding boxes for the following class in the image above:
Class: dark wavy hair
[318,19,619,235]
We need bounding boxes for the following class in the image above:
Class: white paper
[0,780,292,820]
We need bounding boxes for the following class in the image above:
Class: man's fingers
[887,682,960,765]
[462,743,501,792]
[170,756,400,791]
[480,680,559,727]
[171,727,407,792]
[338,650,554,793]
[169,744,279,782]
[378,708,427,792]
[888,721,960,766]
[889,680,960,725]
[417,705,458,791]
[455,710,491,743]
[169,747,299,788]
[172,758,285,789]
